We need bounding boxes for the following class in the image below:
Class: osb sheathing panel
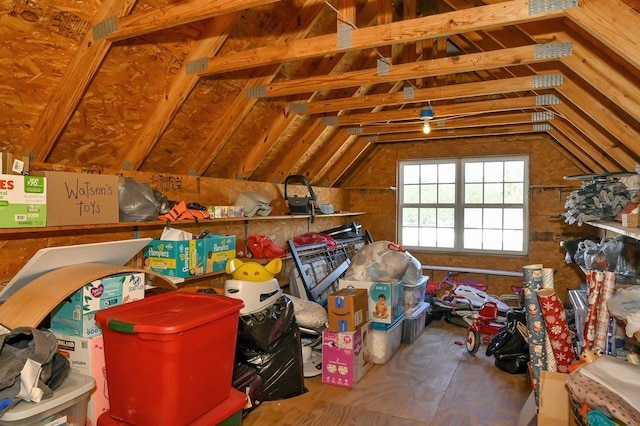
[0,0,94,153]
[344,134,595,302]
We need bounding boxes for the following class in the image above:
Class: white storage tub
[0,372,95,426]
[369,314,404,364]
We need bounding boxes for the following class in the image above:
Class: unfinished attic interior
[1,0,640,424]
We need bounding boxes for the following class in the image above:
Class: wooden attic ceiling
[2,0,640,187]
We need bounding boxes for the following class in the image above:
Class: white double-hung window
[398,156,528,255]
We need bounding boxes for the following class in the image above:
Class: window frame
[396,155,529,255]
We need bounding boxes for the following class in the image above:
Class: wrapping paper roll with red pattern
[584,269,604,351]
[538,288,576,373]
[593,271,616,351]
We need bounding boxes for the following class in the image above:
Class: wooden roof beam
[294,73,562,115]
[196,0,575,76]
[330,95,559,126]
[546,129,602,173]
[566,0,640,70]
[98,0,280,42]
[368,124,550,143]
[252,43,573,98]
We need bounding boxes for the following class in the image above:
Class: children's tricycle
[465,301,505,354]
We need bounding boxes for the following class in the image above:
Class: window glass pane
[484,162,503,182]
[404,185,420,203]
[420,164,438,184]
[484,183,503,203]
[465,162,483,183]
[403,227,419,246]
[504,183,524,204]
[402,208,419,226]
[439,163,456,183]
[465,183,483,203]
[483,229,502,250]
[504,208,523,230]
[404,165,420,184]
[438,208,455,227]
[420,208,437,227]
[464,208,483,228]
[504,161,524,182]
[483,208,503,229]
[438,183,456,203]
[437,228,455,248]
[503,230,523,251]
[419,227,436,247]
[464,229,482,249]
[421,185,437,204]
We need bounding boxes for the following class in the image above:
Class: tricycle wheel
[466,329,481,353]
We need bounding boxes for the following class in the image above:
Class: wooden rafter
[100,0,280,42]
[253,43,571,98]
[196,0,575,76]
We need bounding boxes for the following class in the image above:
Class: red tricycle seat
[478,301,499,321]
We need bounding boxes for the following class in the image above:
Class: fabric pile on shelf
[563,179,630,226]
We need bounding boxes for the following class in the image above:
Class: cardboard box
[1,151,30,175]
[50,272,145,337]
[339,279,404,325]
[34,171,119,226]
[538,371,570,425]
[622,213,639,228]
[207,206,244,218]
[322,322,372,388]
[144,239,205,278]
[55,333,109,425]
[202,234,236,273]
[0,174,47,228]
[327,287,369,332]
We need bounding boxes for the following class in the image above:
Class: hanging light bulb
[420,107,434,135]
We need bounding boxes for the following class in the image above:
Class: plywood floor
[241,320,533,426]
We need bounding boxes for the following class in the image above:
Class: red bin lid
[94,291,244,335]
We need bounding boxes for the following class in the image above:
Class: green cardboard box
[0,174,46,228]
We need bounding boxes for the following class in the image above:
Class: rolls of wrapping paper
[594,271,616,351]
[584,269,604,351]
[538,288,576,373]
[541,267,557,372]
[523,264,547,405]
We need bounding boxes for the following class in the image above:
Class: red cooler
[95,292,243,426]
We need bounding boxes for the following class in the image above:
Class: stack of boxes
[50,272,146,425]
[322,288,372,388]
[339,278,406,364]
[143,233,236,278]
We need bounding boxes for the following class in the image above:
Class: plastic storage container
[401,276,428,314]
[401,301,430,344]
[369,314,404,364]
[0,372,95,426]
[96,387,248,426]
[94,292,244,426]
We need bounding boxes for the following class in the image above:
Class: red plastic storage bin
[94,292,244,426]
[97,387,248,426]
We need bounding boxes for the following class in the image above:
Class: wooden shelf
[0,212,365,236]
[584,220,640,240]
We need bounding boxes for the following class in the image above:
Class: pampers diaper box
[322,322,372,388]
[50,272,145,337]
[144,238,206,278]
[201,234,236,273]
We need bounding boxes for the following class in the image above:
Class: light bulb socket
[420,107,434,120]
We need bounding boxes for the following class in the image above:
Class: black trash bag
[494,353,529,374]
[486,310,528,357]
[118,177,160,222]
[235,296,306,401]
[236,296,297,352]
